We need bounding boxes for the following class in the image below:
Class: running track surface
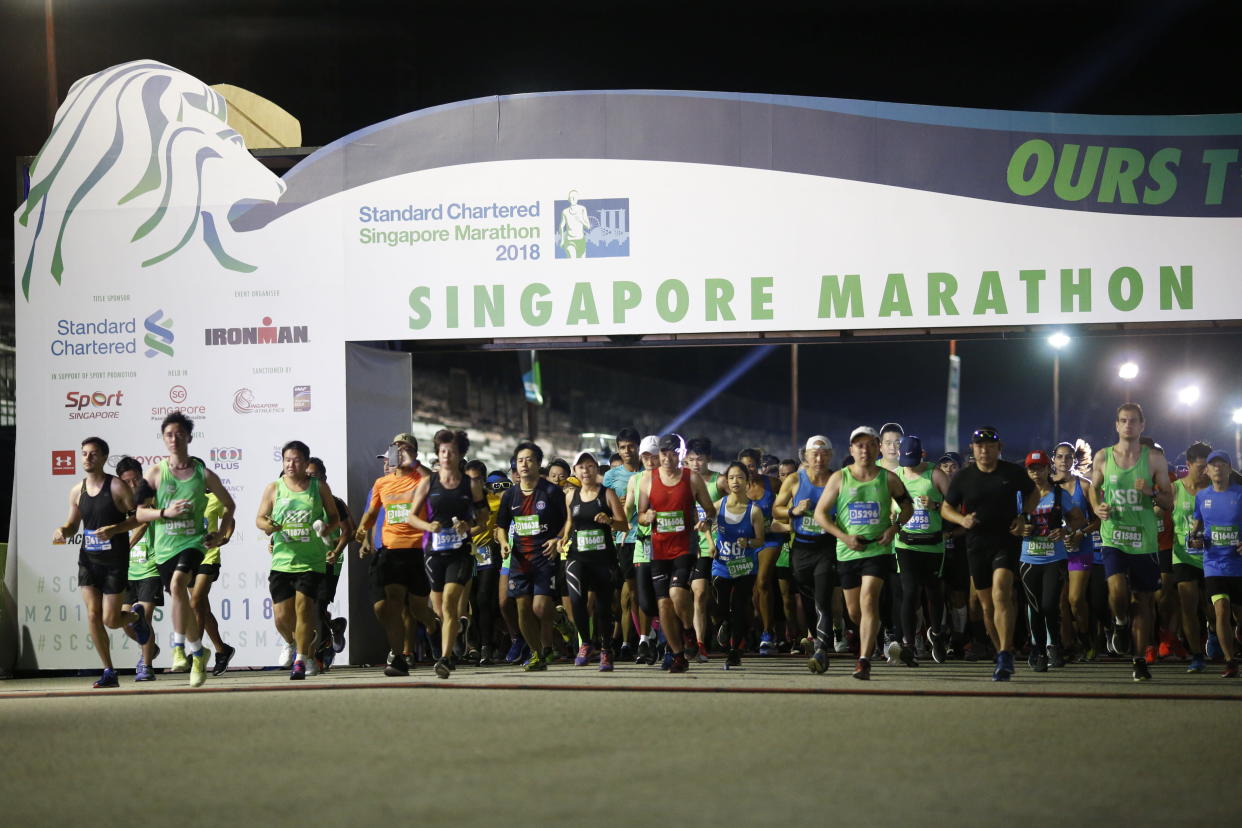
[2,656,1238,825]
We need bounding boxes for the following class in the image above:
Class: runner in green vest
[118,456,160,681]
[1172,441,1212,672]
[135,411,236,688]
[686,437,722,662]
[1088,402,1173,681]
[307,456,355,670]
[624,436,660,664]
[893,435,952,665]
[814,426,912,680]
[256,440,341,680]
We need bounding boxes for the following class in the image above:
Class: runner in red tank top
[638,433,716,672]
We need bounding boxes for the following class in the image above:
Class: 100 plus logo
[210,447,243,470]
[64,390,123,419]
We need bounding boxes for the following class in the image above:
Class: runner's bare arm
[772,473,797,520]
[404,477,437,533]
[53,483,83,542]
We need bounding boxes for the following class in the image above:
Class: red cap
[1024,450,1050,468]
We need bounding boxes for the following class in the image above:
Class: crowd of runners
[57,401,1242,687]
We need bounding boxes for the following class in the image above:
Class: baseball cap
[658,433,685,453]
[804,435,832,452]
[849,426,879,443]
[1024,450,1051,467]
[898,435,924,467]
[391,432,418,448]
[971,426,1000,443]
[1206,450,1233,466]
[639,435,660,456]
[573,451,599,467]
[937,451,964,467]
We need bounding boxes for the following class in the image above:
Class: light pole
[1118,361,1139,402]
[1048,333,1070,442]
[1233,408,1242,463]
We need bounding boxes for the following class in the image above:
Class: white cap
[849,426,879,443]
[804,434,832,451]
[639,435,660,456]
[573,451,598,467]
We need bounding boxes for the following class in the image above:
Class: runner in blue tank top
[739,447,781,656]
[774,436,835,659]
[713,462,766,669]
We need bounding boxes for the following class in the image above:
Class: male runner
[775,436,835,661]
[1188,450,1242,678]
[636,434,717,673]
[624,436,661,664]
[135,412,235,688]
[53,437,150,688]
[465,460,503,665]
[686,437,722,660]
[894,435,951,665]
[1172,443,1211,671]
[306,457,354,669]
[739,447,782,656]
[116,456,160,681]
[941,425,1033,681]
[197,492,236,675]
[876,422,906,661]
[814,426,912,680]
[602,428,643,660]
[1087,404,1173,681]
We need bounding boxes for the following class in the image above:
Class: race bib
[576,528,606,552]
[798,514,825,535]
[430,528,464,552]
[1109,526,1144,550]
[906,508,931,531]
[1026,537,1056,557]
[83,529,109,552]
[282,524,311,543]
[473,543,493,566]
[513,514,541,536]
[634,538,653,564]
[130,544,148,564]
[385,502,412,524]
[656,511,685,534]
[1210,525,1240,548]
[163,516,196,536]
[847,501,881,526]
[726,555,755,578]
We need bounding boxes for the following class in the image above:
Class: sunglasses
[971,429,1000,443]
[487,480,512,492]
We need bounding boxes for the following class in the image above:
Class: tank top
[649,469,695,561]
[792,468,831,545]
[426,472,474,555]
[1100,446,1158,554]
[128,525,157,580]
[713,496,757,579]
[835,466,892,561]
[271,476,328,574]
[696,474,723,557]
[894,466,943,553]
[78,475,128,563]
[153,459,208,564]
[1061,477,1093,558]
[1172,477,1202,568]
[569,486,616,561]
[750,475,781,550]
[1021,486,1068,564]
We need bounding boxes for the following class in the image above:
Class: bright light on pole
[1233,408,1242,426]
[1048,333,1069,441]
[1177,385,1200,406]
[1234,408,1242,462]
[1048,332,1071,349]
[1118,362,1139,381]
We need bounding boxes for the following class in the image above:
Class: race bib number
[83,529,109,552]
[576,528,606,552]
[726,555,755,578]
[163,516,196,536]
[1108,526,1144,550]
[513,514,541,537]
[282,525,311,543]
[1091,530,1103,547]
[847,501,881,526]
[635,538,653,564]
[430,528,464,552]
[1026,537,1056,557]
[1209,525,1240,548]
[696,503,707,521]
[385,502,412,525]
[906,506,931,532]
[130,544,148,564]
[473,544,493,566]
[798,514,825,535]
[656,511,685,534]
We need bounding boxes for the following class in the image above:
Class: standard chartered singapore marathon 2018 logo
[554,191,629,259]
[144,310,174,358]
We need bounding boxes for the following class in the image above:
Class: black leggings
[566,557,615,648]
[635,562,657,619]
[792,543,835,650]
[713,574,756,649]
[1020,561,1067,650]
[897,549,944,646]
[471,565,499,650]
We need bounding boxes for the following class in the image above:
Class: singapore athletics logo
[233,387,283,415]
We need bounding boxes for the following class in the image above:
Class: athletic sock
[1113,616,1128,627]
[172,632,186,646]
[639,634,649,644]
[187,639,202,654]
[296,652,306,662]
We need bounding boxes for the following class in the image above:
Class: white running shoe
[306,657,320,677]
[884,638,902,664]
[278,640,295,669]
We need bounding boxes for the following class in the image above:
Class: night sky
[5,0,1242,458]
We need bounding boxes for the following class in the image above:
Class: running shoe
[1032,653,1049,673]
[1187,654,1207,673]
[306,657,320,677]
[1157,630,1175,660]
[478,645,494,666]
[1027,649,1040,670]
[852,657,871,681]
[884,637,902,665]
[660,649,674,671]
[927,628,947,664]
[799,635,816,656]
[553,605,576,644]
[127,605,151,646]
[330,617,348,653]
[834,630,850,654]
[321,650,335,671]
[1144,645,1157,665]
[636,639,652,665]
[685,638,700,661]
[695,644,710,664]
[93,668,119,689]
[504,637,526,664]
[725,649,742,669]
[599,650,614,672]
[669,653,689,673]
[992,650,1013,682]
[807,648,829,674]
[758,631,775,656]
[290,659,306,680]
[170,644,189,673]
[914,633,931,661]
[1223,659,1239,679]
[134,657,155,682]
[211,643,236,677]
[384,655,410,677]
[1132,657,1152,681]
[523,652,547,672]
[434,657,452,679]
[1206,630,1224,661]
[1047,645,1065,669]
[574,644,591,666]
[190,648,210,688]
[1170,638,1190,662]
[278,639,295,669]
[620,642,634,662]
[964,643,979,662]
[1110,623,1131,657]
[899,643,919,668]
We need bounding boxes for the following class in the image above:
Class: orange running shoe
[1144,644,1157,665]
[1157,629,1174,660]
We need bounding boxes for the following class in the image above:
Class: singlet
[270,476,328,574]
[426,473,474,555]
[153,459,208,565]
[78,474,128,564]
[569,486,616,561]
[603,465,641,544]
[713,496,757,579]
[1193,483,1242,578]
[834,466,892,561]
[649,469,695,561]
[894,466,944,554]
[792,468,832,546]
[630,470,653,564]
[750,475,781,551]
[1099,446,1158,555]
[1020,487,1068,565]
[368,468,425,550]
[696,474,723,557]
[128,524,157,580]
[203,492,224,566]
[1172,477,1202,569]
[1061,477,1093,559]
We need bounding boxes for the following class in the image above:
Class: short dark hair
[779,458,798,471]
[514,441,544,466]
[616,428,641,445]
[1116,402,1145,423]
[725,461,751,481]
[686,437,713,457]
[464,459,487,476]
[81,436,109,457]
[433,428,470,456]
[281,440,311,461]
[306,456,326,478]
[608,452,622,464]
[880,422,904,437]
[115,455,141,476]
[1186,442,1212,462]
[160,411,194,435]
[761,454,780,471]
[737,447,762,465]
[547,458,571,476]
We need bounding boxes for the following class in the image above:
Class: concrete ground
[2,654,1239,826]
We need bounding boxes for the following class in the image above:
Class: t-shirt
[1193,483,1242,578]
[603,465,641,544]
[367,469,425,550]
[944,460,1033,554]
[496,478,567,562]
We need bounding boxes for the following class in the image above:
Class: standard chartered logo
[144,309,174,358]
